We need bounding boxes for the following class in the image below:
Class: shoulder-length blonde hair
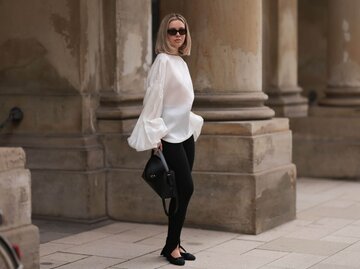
[155,13,191,56]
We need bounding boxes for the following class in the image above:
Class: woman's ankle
[171,247,181,258]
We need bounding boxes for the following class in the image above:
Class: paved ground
[36,177,360,269]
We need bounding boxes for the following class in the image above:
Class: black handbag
[142,150,178,216]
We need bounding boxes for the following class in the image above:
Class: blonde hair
[155,13,191,56]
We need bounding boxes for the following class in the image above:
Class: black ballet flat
[180,245,196,261]
[166,254,185,266]
[161,249,185,266]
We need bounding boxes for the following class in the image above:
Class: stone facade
[1,0,358,237]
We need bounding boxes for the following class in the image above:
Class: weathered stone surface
[202,118,290,136]
[263,0,308,117]
[270,102,308,118]
[298,0,328,98]
[107,169,168,224]
[0,147,39,269]
[189,164,296,234]
[0,134,106,220]
[101,134,148,169]
[102,119,292,174]
[98,119,137,134]
[0,147,25,172]
[107,119,296,234]
[1,224,40,269]
[195,129,292,173]
[25,147,104,171]
[161,0,274,121]
[319,0,360,106]
[291,116,360,179]
[31,170,106,221]
[0,95,82,134]
[0,168,31,228]
[107,164,296,234]
[0,148,31,228]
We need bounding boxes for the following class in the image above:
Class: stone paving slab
[37,178,360,269]
[258,237,350,256]
[55,256,126,269]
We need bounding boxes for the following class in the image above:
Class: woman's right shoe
[161,250,185,266]
[165,254,185,266]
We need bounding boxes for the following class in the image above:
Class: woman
[128,13,203,266]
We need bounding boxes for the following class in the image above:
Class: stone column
[0,0,106,221]
[0,148,39,269]
[95,1,155,221]
[291,0,360,179]
[153,0,296,234]
[319,0,360,107]
[263,0,308,117]
[179,1,274,120]
[97,0,152,120]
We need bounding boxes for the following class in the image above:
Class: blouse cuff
[190,112,204,142]
[144,118,168,148]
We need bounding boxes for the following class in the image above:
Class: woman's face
[167,19,186,50]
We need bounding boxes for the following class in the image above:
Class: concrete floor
[36,177,360,269]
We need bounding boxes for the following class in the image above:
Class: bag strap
[157,151,179,216]
[155,150,169,172]
[154,150,179,216]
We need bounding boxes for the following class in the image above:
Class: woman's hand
[154,142,163,152]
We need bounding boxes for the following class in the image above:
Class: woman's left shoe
[179,245,196,261]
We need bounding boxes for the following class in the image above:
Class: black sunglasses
[167,28,187,36]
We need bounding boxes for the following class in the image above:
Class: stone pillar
[319,0,360,107]
[97,0,152,120]
[291,0,360,179]
[181,1,274,120]
[94,1,155,220]
[263,0,308,117]
[0,0,106,221]
[0,148,39,269]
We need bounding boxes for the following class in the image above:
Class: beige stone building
[0,0,358,268]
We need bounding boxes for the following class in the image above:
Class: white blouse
[128,53,204,152]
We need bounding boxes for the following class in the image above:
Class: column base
[193,92,275,121]
[105,118,296,234]
[291,106,360,179]
[265,86,309,117]
[319,86,360,106]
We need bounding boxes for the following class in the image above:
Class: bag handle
[155,150,169,172]
[154,150,178,216]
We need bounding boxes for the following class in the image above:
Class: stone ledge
[202,118,289,136]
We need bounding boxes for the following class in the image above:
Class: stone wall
[0,0,106,221]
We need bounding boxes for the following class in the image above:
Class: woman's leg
[182,136,195,171]
[161,138,194,256]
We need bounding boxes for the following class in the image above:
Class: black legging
[161,135,195,255]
